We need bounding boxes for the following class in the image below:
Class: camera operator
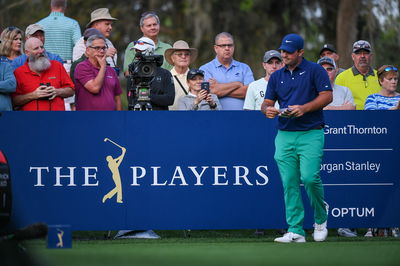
[127,37,174,110]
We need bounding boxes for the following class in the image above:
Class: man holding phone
[177,68,221,110]
[12,37,74,111]
[261,34,332,243]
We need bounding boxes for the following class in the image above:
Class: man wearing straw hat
[73,8,118,69]
[164,40,198,110]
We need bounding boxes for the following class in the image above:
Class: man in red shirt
[12,37,74,111]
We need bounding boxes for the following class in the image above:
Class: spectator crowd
[0,0,398,240]
[0,0,397,112]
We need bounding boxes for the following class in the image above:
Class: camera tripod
[131,101,153,111]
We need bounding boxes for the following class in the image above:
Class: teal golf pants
[274,129,327,236]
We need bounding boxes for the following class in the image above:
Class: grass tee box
[27,234,400,266]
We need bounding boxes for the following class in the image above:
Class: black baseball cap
[319,44,337,56]
[187,69,204,80]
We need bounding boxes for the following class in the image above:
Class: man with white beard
[12,37,74,111]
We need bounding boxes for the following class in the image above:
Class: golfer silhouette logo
[102,138,126,204]
[56,229,64,248]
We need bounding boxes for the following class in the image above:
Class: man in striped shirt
[37,0,81,66]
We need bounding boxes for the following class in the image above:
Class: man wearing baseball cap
[261,33,332,243]
[317,57,355,110]
[319,43,344,75]
[11,24,64,70]
[335,40,380,109]
[243,50,283,110]
[73,8,118,68]
[124,37,174,111]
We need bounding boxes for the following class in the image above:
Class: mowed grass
[24,231,400,266]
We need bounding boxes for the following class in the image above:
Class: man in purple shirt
[74,35,122,110]
[200,32,254,110]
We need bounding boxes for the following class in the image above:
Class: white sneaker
[337,228,357,237]
[313,221,328,242]
[274,232,306,243]
[391,228,400,237]
[364,228,374,237]
[114,230,132,239]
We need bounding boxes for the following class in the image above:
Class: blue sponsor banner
[0,111,399,230]
[47,225,72,248]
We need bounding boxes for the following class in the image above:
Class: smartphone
[201,82,210,92]
[279,108,292,118]
[39,83,52,100]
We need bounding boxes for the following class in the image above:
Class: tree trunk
[336,0,362,69]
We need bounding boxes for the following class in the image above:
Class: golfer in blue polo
[261,33,332,243]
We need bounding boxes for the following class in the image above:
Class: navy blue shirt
[265,58,332,131]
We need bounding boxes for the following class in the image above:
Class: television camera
[127,51,163,111]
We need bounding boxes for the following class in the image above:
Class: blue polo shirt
[265,58,332,131]
[200,57,254,110]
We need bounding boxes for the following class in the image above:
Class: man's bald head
[25,37,43,50]
[25,37,44,55]
[25,37,50,73]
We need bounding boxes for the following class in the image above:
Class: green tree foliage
[0,0,398,78]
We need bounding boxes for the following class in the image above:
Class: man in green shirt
[123,11,172,76]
